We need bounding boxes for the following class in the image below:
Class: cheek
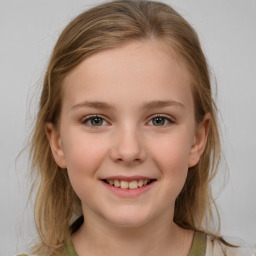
[150,131,192,168]
[62,129,105,168]
[148,131,192,191]
[61,132,108,190]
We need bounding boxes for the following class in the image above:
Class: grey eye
[151,117,167,126]
[89,117,104,126]
[82,115,107,126]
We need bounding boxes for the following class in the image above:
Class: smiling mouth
[102,179,156,189]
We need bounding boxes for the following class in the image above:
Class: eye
[81,115,108,127]
[148,115,174,126]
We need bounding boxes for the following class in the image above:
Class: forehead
[61,39,193,111]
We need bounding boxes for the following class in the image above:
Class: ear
[188,113,210,168]
[45,122,67,169]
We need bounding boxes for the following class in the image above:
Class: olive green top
[188,232,207,256]
[63,232,207,256]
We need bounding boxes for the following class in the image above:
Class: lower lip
[101,180,156,198]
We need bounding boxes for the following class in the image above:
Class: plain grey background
[1,0,255,255]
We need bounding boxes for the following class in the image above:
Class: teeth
[129,180,138,189]
[106,179,153,189]
[120,180,129,189]
[138,180,144,187]
[114,180,120,187]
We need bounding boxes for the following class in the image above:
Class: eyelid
[80,113,175,127]
[147,114,175,125]
[81,114,109,126]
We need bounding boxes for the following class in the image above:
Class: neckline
[65,231,207,256]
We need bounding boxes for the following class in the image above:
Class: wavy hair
[30,1,221,255]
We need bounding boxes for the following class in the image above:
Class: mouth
[102,179,157,190]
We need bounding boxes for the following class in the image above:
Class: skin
[46,39,209,256]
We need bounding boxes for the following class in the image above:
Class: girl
[21,0,253,255]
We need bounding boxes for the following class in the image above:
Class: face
[46,39,209,228]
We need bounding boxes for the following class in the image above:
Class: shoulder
[206,236,255,256]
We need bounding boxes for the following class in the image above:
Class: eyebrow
[71,101,115,110]
[71,100,184,111]
[140,100,185,110]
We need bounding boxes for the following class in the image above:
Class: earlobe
[188,114,210,168]
[45,122,67,169]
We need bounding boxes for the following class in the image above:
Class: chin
[104,208,153,228]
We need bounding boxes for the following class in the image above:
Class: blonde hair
[30,0,221,255]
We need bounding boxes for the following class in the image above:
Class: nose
[109,126,146,165]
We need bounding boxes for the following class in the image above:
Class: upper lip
[100,175,156,181]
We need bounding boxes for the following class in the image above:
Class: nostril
[114,157,143,165]
[109,137,146,164]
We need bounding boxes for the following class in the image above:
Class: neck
[72,209,193,256]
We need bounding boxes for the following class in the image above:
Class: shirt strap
[188,232,207,256]
[63,239,78,256]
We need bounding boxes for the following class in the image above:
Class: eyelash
[81,114,175,127]
[81,115,108,127]
[148,114,174,127]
